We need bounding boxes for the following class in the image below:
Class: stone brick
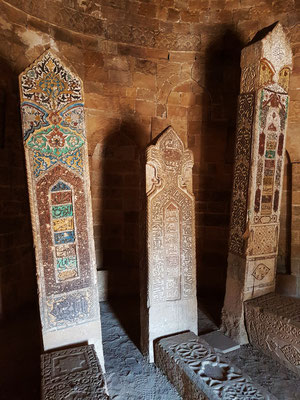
[108,69,132,85]
[167,8,180,22]
[84,66,108,82]
[84,50,104,66]
[135,100,156,116]
[167,91,181,104]
[138,3,157,18]
[85,93,120,112]
[136,88,156,101]
[167,104,187,118]
[105,56,130,70]
[133,72,156,90]
[181,10,199,22]
[155,103,166,118]
[135,58,157,74]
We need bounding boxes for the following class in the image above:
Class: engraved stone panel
[222,23,293,343]
[41,344,109,399]
[245,293,300,376]
[19,51,104,369]
[155,331,275,400]
[141,126,197,362]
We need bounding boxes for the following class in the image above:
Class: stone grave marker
[141,126,198,362]
[19,51,104,369]
[222,23,293,343]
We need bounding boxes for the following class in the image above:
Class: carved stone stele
[222,23,293,343]
[141,126,198,362]
[19,51,104,369]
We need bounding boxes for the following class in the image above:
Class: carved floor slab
[155,331,276,400]
[41,344,109,399]
[245,292,300,376]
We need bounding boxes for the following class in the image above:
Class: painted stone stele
[19,51,105,369]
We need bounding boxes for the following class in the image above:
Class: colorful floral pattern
[20,53,85,177]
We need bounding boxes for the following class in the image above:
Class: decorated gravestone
[19,51,104,369]
[141,126,198,362]
[222,23,293,343]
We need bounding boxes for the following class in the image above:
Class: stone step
[41,344,109,399]
[245,292,300,377]
[155,331,276,400]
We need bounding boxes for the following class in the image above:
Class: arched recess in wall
[92,127,141,299]
[277,150,292,275]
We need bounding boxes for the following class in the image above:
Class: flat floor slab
[200,330,240,353]
[155,331,276,400]
[41,344,109,399]
[245,292,300,377]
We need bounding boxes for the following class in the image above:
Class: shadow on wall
[0,56,38,320]
[277,150,292,275]
[99,118,144,347]
[0,57,41,399]
[191,27,243,324]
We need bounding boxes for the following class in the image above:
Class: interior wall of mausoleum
[0,0,299,317]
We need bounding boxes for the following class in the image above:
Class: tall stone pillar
[141,126,198,362]
[19,51,105,369]
[222,23,293,343]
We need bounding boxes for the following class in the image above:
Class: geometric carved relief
[155,332,275,400]
[245,293,300,376]
[228,94,255,256]
[240,65,257,94]
[245,257,276,294]
[252,263,270,281]
[142,126,197,362]
[281,345,300,366]
[247,225,278,256]
[19,52,104,366]
[41,344,108,399]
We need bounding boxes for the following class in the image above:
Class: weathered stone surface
[141,126,197,362]
[245,292,300,377]
[222,23,293,343]
[155,331,276,400]
[41,344,109,399]
[19,51,104,369]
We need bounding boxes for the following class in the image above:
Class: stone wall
[0,0,299,309]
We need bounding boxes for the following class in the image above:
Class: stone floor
[0,296,299,399]
[102,300,180,400]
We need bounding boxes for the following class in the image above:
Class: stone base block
[41,344,109,399]
[200,330,240,353]
[245,292,300,376]
[147,298,198,362]
[43,319,105,372]
[155,331,275,400]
